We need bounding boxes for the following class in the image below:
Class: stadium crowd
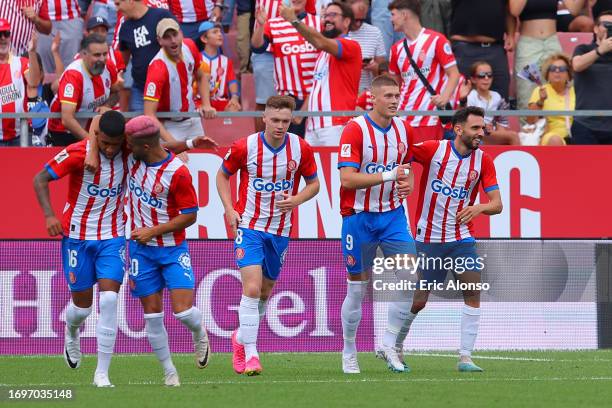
[1,0,612,146]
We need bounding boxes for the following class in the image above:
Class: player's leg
[92,237,126,387]
[62,238,96,370]
[129,242,179,386]
[340,213,372,374]
[161,243,210,369]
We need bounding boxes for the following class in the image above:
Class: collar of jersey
[203,50,220,60]
[146,151,172,167]
[260,131,287,154]
[365,113,391,134]
[450,140,473,160]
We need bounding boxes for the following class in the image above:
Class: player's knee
[242,284,261,299]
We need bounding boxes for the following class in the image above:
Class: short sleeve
[337,38,361,62]
[356,91,368,109]
[143,61,167,102]
[337,121,363,169]
[388,43,400,76]
[411,140,439,164]
[298,139,318,180]
[221,138,248,175]
[434,34,456,70]
[58,70,83,105]
[44,142,86,179]
[169,166,198,214]
[573,43,591,58]
[480,154,499,193]
[38,0,50,20]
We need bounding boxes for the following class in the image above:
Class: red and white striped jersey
[49,58,118,133]
[127,152,198,247]
[221,132,318,237]
[1,0,50,57]
[256,0,317,20]
[356,89,373,111]
[413,140,499,243]
[169,0,213,23]
[44,140,128,240]
[388,28,457,127]
[143,39,202,113]
[201,51,236,102]
[47,0,80,21]
[307,37,361,131]
[338,115,413,216]
[0,55,28,141]
[264,15,321,100]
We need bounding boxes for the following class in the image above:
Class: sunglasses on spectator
[322,12,343,19]
[548,65,569,73]
[474,72,493,79]
[0,31,10,38]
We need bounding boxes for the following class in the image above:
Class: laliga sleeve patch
[63,83,74,98]
[145,82,156,97]
[340,143,351,158]
[54,148,69,163]
[443,43,452,55]
[224,148,232,160]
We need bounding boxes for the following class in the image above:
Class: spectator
[252,0,321,137]
[85,16,126,74]
[355,62,390,111]
[557,0,594,32]
[467,61,519,145]
[234,0,254,73]
[371,0,405,52]
[510,0,586,111]
[420,0,452,37]
[348,0,386,92]
[591,0,612,19]
[388,0,460,142]
[47,34,120,146]
[92,0,119,44]
[450,0,515,100]
[527,53,574,145]
[281,1,362,146]
[143,19,208,142]
[570,10,612,144]
[26,32,63,145]
[116,0,174,111]
[36,0,85,73]
[0,19,35,146]
[197,21,241,112]
[167,0,223,41]
[0,0,52,58]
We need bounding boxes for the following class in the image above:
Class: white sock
[238,295,260,361]
[395,310,417,351]
[383,302,413,349]
[341,280,367,357]
[174,306,204,342]
[95,291,118,375]
[144,312,176,375]
[460,305,481,357]
[258,299,267,321]
[65,302,92,337]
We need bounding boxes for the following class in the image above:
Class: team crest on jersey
[340,144,351,158]
[178,252,192,270]
[398,142,406,154]
[69,272,76,284]
[54,149,69,164]
[105,78,111,88]
[235,248,245,260]
[153,182,164,194]
[119,246,126,263]
[468,169,479,181]
[443,43,452,55]
[64,83,75,98]
[224,148,231,160]
[146,83,156,97]
[346,255,356,267]
[287,159,297,172]
[418,51,426,63]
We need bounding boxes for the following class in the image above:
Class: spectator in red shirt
[0,0,51,57]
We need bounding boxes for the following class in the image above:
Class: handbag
[402,39,453,124]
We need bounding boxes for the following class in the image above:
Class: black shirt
[573,42,612,131]
[450,0,507,42]
[519,0,557,21]
[593,1,612,19]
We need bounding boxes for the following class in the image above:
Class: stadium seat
[557,32,594,56]
[204,117,255,146]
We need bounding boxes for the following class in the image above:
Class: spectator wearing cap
[143,19,209,143]
[86,16,126,75]
[92,0,119,45]
[0,18,37,146]
[348,0,386,93]
[116,0,174,111]
[0,0,52,58]
[198,21,241,112]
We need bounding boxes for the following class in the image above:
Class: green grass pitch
[1,351,612,407]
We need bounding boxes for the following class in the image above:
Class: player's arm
[276,176,320,213]
[456,188,502,225]
[197,66,216,119]
[84,115,102,173]
[131,213,197,244]
[216,168,241,238]
[340,165,410,190]
[164,136,219,154]
[32,169,63,236]
[279,5,341,57]
[61,102,89,140]
[143,98,176,143]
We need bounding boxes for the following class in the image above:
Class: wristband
[186,138,195,150]
[291,19,301,27]
[381,167,398,182]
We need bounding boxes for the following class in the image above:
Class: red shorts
[410,125,443,143]
[211,99,229,111]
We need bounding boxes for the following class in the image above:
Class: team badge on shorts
[119,246,126,263]
[346,255,356,267]
[69,272,76,284]
[468,169,479,181]
[287,159,297,172]
[178,252,192,270]
[235,248,245,260]
[153,182,164,194]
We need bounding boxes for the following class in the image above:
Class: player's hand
[279,3,297,23]
[395,164,412,198]
[255,6,268,26]
[131,227,156,244]
[46,216,63,236]
[431,94,449,108]
[192,136,219,150]
[51,32,61,54]
[275,192,300,213]
[597,37,612,55]
[177,151,189,163]
[363,59,378,73]
[84,150,100,173]
[199,104,217,119]
[226,97,241,111]
[456,205,482,225]
[21,6,37,22]
[225,209,241,238]
[292,115,304,125]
